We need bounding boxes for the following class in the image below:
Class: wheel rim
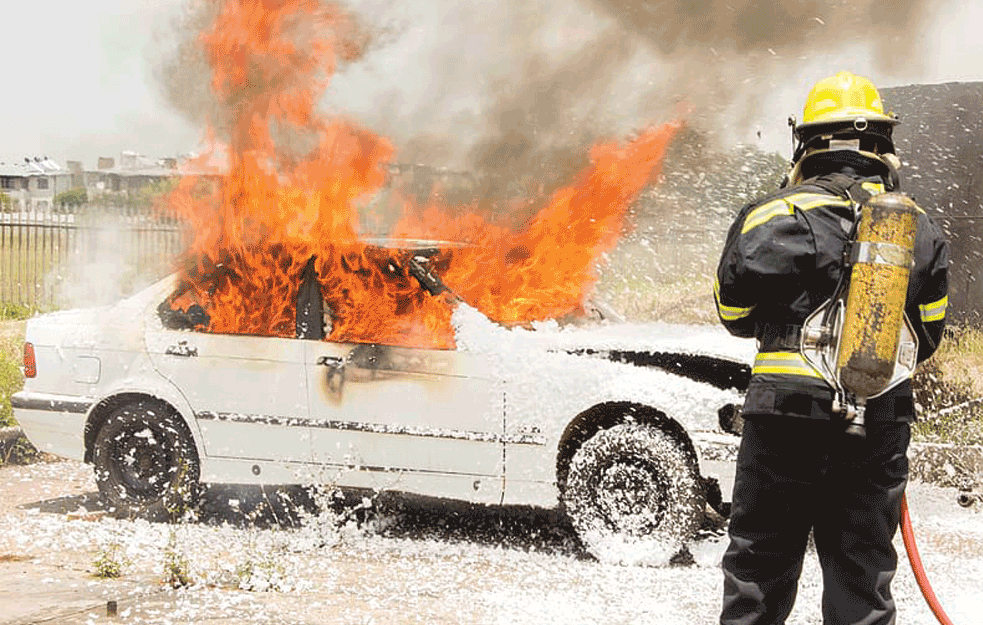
[595,456,669,535]
[109,427,172,500]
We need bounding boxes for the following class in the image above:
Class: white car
[13,244,752,563]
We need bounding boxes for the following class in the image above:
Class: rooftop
[0,156,69,177]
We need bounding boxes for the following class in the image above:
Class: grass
[0,323,24,428]
[0,302,34,321]
[595,242,717,325]
[912,326,983,445]
[600,261,983,446]
[0,225,71,310]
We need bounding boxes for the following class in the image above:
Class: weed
[92,541,129,579]
[1,436,39,465]
[162,529,193,588]
[0,303,34,321]
[0,332,23,428]
[233,545,288,592]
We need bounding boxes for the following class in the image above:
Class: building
[0,156,74,212]
[86,151,181,197]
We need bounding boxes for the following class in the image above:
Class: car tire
[92,401,200,522]
[562,423,703,565]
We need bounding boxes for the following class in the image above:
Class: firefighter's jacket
[715,172,949,422]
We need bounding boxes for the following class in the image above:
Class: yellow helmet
[797,71,898,134]
[787,71,901,188]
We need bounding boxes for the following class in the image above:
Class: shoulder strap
[807,173,873,207]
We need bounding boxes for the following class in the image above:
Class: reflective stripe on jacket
[715,172,950,421]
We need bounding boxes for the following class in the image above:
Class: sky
[2,0,983,170]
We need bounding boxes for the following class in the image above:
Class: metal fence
[0,206,184,311]
[3,203,980,323]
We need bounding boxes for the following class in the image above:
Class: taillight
[23,342,36,378]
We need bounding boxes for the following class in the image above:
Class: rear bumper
[11,392,92,461]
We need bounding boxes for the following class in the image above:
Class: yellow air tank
[836,192,919,399]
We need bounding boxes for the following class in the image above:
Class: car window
[158,246,457,348]
[158,289,211,331]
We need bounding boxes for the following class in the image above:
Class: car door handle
[165,341,198,357]
[317,355,346,395]
[317,355,345,368]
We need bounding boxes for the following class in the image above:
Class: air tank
[836,192,919,399]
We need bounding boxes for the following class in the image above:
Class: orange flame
[167,0,680,349]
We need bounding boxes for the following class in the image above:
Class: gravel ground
[1,458,981,625]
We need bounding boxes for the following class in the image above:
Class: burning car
[13,241,752,564]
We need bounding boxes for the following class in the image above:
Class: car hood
[452,304,754,364]
[520,319,755,365]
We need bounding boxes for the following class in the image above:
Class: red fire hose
[900,493,956,625]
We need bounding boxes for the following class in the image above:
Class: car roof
[359,238,472,251]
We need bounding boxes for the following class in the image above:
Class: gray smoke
[586,0,930,63]
[154,0,949,208]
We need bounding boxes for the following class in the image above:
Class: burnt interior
[155,249,751,397]
[159,244,450,339]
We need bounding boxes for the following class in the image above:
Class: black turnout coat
[714,172,949,422]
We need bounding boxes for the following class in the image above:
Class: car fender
[501,353,742,490]
[506,353,741,446]
[81,373,204,466]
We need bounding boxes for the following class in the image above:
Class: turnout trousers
[720,415,910,625]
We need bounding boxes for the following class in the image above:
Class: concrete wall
[882,82,983,325]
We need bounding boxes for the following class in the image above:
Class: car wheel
[93,401,200,521]
[562,423,703,565]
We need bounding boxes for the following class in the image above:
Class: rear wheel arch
[555,401,699,494]
[84,393,198,464]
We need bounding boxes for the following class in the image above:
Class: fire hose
[900,493,956,625]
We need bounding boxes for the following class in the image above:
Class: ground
[1,458,980,625]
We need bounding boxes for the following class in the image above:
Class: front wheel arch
[556,401,699,493]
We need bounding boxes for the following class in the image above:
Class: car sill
[11,392,93,414]
[195,411,546,446]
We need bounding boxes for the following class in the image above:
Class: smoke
[153,0,947,211]
[52,214,176,309]
[583,0,939,144]
[586,0,931,63]
[152,0,221,134]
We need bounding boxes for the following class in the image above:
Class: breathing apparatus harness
[795,176,919,438]
[786,135,958,625]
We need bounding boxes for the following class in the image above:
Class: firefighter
[715,71,949,624]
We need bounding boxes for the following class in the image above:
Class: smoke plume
[154,0,946,211]
[587,0,930,63]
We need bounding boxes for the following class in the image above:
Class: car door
[146,327,312,464]
[304,340,505,494]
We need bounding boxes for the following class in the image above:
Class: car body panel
[304,341,505,480]
[145,329,311,464]
[14,272,752,512]
[14,395,90,460]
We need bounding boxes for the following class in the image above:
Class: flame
[167,0,680,349]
